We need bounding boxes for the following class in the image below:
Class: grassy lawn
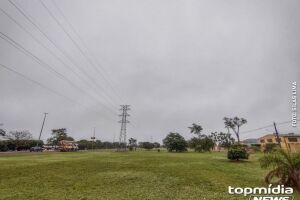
[0,150,296,200]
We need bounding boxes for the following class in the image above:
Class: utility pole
[273,122,281,148]
[37,113,48,147]
[118,105,130,151]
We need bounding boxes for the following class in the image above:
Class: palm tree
[260,150,300,191]
[188,123,203,137]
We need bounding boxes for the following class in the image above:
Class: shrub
[188,137,214,152]
[0,141,8,151]
[227,144,249,161]
[250,144,261,153]
[163,132,187,152]
[0,140,43,151]
[138,142,155,150]
[264,143,279,153]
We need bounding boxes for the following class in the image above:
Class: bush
[264,143,279,153]
[138,142,155,150]
[0,140,43,151]
[0,141,8,151]
[188,137,214,152]
[250,144,261,152]
[227,144,249,161]
[163,132,187,152]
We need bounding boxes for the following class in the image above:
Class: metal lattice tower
[118,105,130,151]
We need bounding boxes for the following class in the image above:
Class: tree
[4,130,32,140]
[0,129,5,136]
[210,132,235,149]
[4,130,33,151]
[128,138,137,151]
[260,150,300,191]
[47,128,73,146]
[163,132,187,152]
[153,142,160,148]
[95,140,103,149]
[223,117,247,143]
[77,139,103,150]
[188,136,214,152]
[0,139,43,151]
[188,123,203,137]
[139,142,155,150]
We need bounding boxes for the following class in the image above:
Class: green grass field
[0,151,296,200]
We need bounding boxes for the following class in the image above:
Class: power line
[0,63,117,122]
[39,0,123,105]
[241,119,300,136]
[51,0,126,103]
[0,63,82,107]
[0,32,118,116]
[241,124,274,134]
[0,6,118,111]
[7,0,119,110]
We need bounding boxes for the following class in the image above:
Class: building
[242,138,260,146]
[58,140,78,152]
[259,133,300,152]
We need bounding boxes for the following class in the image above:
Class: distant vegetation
[47,128,74,145]
[163,132,187,152]
[0,130,43,151]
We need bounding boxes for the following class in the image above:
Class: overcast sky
[0,0,299,143]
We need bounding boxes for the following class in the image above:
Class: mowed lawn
[0,150,294,200]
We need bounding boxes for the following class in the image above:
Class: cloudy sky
[0,0,299,143]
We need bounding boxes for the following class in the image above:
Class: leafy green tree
[4,130,32,140]
[139,142,155,150]
[0,139,43,151]
[47,128,74,145]
[77,139,103,150]
[188,123,203,137]
[128,138,137,151]
[153,142,160,148]
[4,130,32,150]
[218,132,235,148]
[163,132,187,152]
[78,140,90,150]
[95,140,103,148]
[188,136,214,152]
[0,141,8,151]
[223,117,247,143]
[210,132,235,149]
[260,150,300,191]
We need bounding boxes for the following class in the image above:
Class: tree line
[162,116,249,161]
[0,130,43,151]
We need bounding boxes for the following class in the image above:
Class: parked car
[30,146,43,152]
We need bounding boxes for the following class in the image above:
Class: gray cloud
[0,0,299,143]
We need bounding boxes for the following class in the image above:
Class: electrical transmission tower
[118,105,130,151]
